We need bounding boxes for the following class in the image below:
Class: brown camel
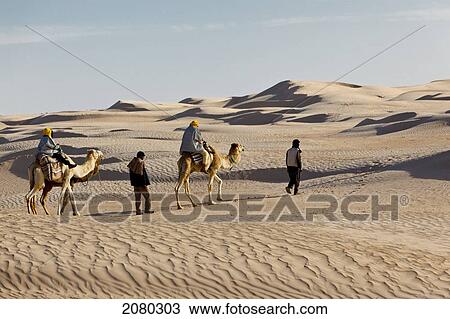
[26,149,104,216]
[175,143,244,209]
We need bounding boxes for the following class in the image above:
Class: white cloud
[170,21,237,32]
[0,25,114,46]
[261,7,450,28]
[263,15,358,27]
[204,22,237,31]
[170,24,197,32]
[387,8,450,21]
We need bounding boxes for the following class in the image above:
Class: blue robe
[37,136,59,156]
[180,125,204,154]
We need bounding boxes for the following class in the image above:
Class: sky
[1,0,450,114]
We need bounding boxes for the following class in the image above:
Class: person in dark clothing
[127,151,152,215]
[285,139,302,195]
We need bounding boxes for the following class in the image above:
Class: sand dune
[1,112,121,126]
[346,113,450,135]
[0,79,449,298]
[391,91,450,101]
[180,80,404,109]
[175,79,450,127]
[107,100,160,112]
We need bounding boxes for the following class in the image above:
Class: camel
[175,143,244,209]
[26,149,104,216]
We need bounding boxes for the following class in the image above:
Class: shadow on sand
[160,107,301,125]
[349,114,450,135]
[223,150,450,183]
[4,144,449,184]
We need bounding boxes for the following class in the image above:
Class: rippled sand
[1,80,449,297]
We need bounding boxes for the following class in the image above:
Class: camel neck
[74,155,97,179]
[224,153,239,169]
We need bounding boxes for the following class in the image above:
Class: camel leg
[26,199,31,215]
[26,194,32,215]
[26,167,46,215]
[26,167,35,215]
[40,184,53,216]
[57,182,70,216]
[184,178,197,207]
[31,194,38,215]
[25,191,33,215]
[61,190,70,214]
[26,186,42,215]
[175,176,185,210]
[32,195,38,215]
[214,174,223,201]
[25,188,34,215]
[207,173,215,205]
[68,187,79,216]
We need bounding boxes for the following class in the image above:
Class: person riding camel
[179,120,211,173]
[37,128,77,169]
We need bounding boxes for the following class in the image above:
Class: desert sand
[0,79,449,298]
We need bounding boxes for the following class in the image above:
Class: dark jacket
[128,157,150,187]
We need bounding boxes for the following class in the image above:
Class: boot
[58,153,77,169]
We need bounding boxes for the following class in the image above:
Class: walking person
[285,139,302,195]
[127,151,152,215]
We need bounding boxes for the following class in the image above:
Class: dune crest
[107,100,159,112]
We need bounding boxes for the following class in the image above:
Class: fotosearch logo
[57,192,408,224]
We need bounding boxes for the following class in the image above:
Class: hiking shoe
[145,210,155,214]
[136,211,142,215]
[285,187,292,194]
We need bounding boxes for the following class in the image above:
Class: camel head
[228,143,244,166]
[229,143,245,154]
[87,149,104,161]
[87,149,104,176]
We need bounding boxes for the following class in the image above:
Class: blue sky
[1,0,450,114]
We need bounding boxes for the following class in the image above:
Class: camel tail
[177,158,182,177]
[28,164,35,191]
[177,157,185,178]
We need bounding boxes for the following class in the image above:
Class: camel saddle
[37,154,63,182]
[180,152,203,164]
[190,153,203,164]
[185,143,214,165]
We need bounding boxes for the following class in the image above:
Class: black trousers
[287,166,301,191]
[134,186,151,213]
[52,153,72,166]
